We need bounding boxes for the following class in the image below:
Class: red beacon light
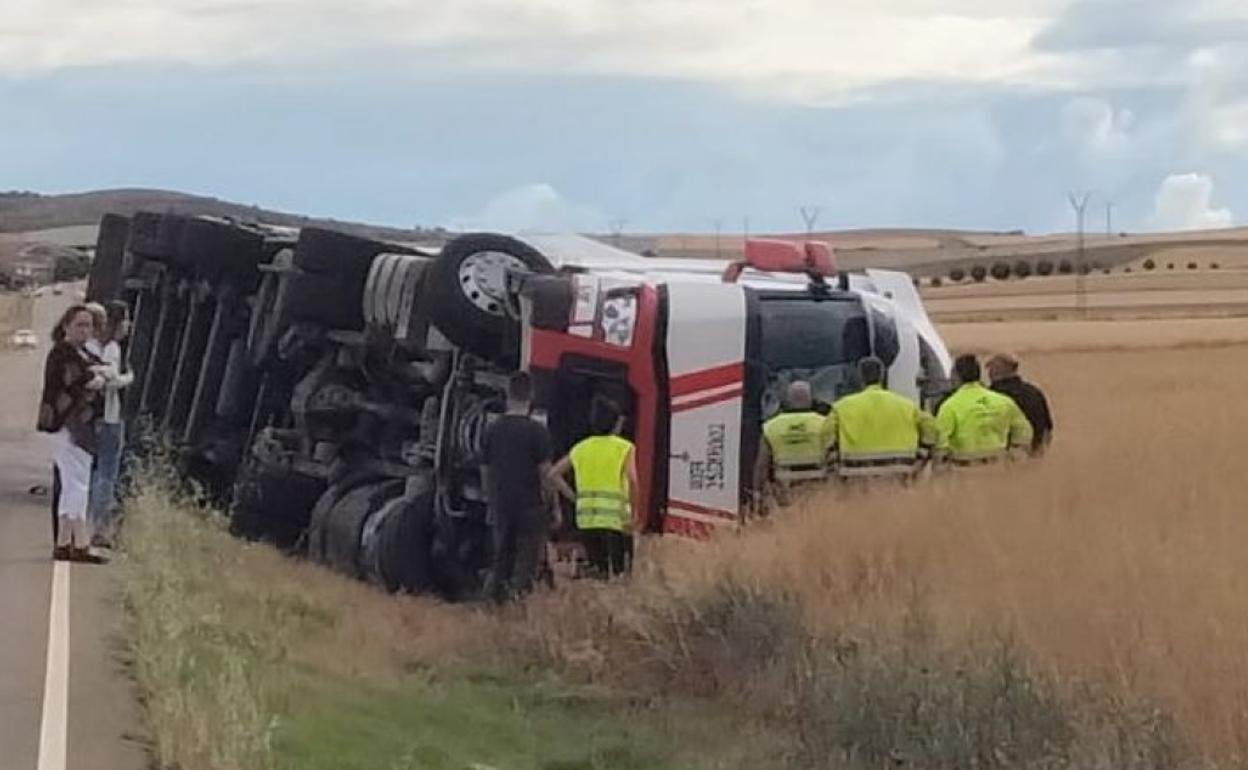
[722,238,838,290]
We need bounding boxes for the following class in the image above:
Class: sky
[1,0,1246,234]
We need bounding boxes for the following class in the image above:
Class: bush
[1102,268,1112,275]
[1167,263,1175,270]
[1058,260,1074,275]
[1211,262,1220,269]
[1187,262,1198,270]
[1013,260,1032,279]
[1124,267,1133,273]
[949,268,966,282]
[929,276,943,287]
[1143,258,1156,271]
[1036,260,1054,277]
[990,261,1011,280]
[971,265,988,282]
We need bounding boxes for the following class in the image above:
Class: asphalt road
[0,292,144,770]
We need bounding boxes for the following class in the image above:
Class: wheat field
[660,339,1248,761]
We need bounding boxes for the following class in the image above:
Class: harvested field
[923,271,1248,321]
[939,316,1248,354]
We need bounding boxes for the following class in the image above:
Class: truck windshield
[758,296,870,369]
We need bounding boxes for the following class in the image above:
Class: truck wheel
[230,462,325,549]
[128,212,189,263]
[86,214,130,302]
[322,480,404,578]
[306,480,355,563]
[428,234,552,356]
[177,218,266,283]
[368,488,436,594]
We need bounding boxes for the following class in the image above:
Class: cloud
[0,0,1063,99]
[1151,173,1233,231]
[1034,0,1248,52]
[449,183,605,233]
[1060,97,1133,156]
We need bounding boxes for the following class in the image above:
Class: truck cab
[513,237,951,537]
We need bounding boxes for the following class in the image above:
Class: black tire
[293,227,414,275]
[230,462,326,549]
[87,214,130,302]
[306,481,356,564]
[322,480,403,578]
[127,212,189,263]
[247,269,362,367]
[364,487,436,594]
[428,234,553,356]
[176,218,266,282]
[285,269,367,330]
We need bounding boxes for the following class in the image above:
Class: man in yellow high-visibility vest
[937,354,1033,466]
[826,356,939,481]
[755,381,832,509]
[549,398,638,577]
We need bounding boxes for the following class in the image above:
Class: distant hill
[0,189,445,244]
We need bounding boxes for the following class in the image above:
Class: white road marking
[37,561,70,770]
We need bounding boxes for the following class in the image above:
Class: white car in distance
[10,329,38,349]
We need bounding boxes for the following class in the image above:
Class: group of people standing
[760,352,1053,502]
[480,353,1053,600]
[36,300,132,563]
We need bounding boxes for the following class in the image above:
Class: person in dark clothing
[480,372,555,602]
[987,353,1054,455]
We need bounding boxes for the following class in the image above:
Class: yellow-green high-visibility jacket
[935,383,1033,465]
[826,385,940,477]
[570,435,633,532]
[763,411,831,483]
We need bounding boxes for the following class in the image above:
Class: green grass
[276,672,746,770]
[119,481,776,770]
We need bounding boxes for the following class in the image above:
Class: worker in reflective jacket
[760,381,833,499]
[826,356,940,480]
[550,398,638,578]
[936,354,1033,466]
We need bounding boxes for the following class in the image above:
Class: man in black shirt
[480,372,555,601]
[987,353,1054,455]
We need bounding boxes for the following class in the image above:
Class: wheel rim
[457,251,527,316]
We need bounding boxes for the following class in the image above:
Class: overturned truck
[87,212,952,599]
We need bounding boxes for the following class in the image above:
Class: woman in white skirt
[37,304,107,562]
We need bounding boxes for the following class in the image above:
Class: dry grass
[121,334,1248,768]
[708,343,1248,763]
[118,480,487,770]
[119,476,779,770]
[478,342,1247,766]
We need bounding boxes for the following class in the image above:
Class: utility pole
[799,206,820,237]
[1068,192,1091,317]
[608,218,626,248]
[1105,201,1115,239]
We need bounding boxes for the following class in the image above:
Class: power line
[798,206,820,237]
[1068,192,1091,317]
